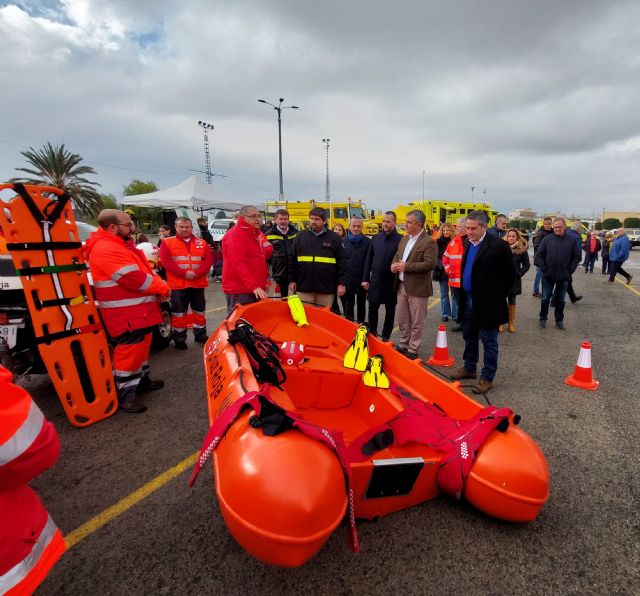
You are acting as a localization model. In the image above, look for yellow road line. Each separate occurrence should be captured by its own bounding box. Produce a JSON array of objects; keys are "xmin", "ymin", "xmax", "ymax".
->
[
  {"xmin": 205, "ymin": 306, "xmax": 226, "ymax": 313},
  {"xmin": 64, "ymin": 451, "xmax": 199, "ymax": 549},
  {"xmin": 615, "ymin": 277, "xmax": 640, "ymax": 297}
]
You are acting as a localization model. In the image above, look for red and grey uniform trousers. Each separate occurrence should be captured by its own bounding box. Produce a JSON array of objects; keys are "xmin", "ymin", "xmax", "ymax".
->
[
  {"xmin": 111, "ymin": 326, "xmax": 154, "ymax": 405},
  {"xmin": 171, "ymin": 287, "xmax": 207, "ymax": 345}
]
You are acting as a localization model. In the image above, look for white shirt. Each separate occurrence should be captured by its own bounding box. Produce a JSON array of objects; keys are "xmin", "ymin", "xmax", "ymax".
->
[{"xmin": 399, "ymin": 230, "xmax": 423, "ymax": 281}]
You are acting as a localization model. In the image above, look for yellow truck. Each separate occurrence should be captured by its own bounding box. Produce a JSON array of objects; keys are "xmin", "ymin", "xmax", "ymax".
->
[
  {"xmin": 372, "ymin": 200, "xmax": 498, "ymax": 233},
  {"xmin": 264, "ymin": 199, "xmax": 379, "ymax": 235}
]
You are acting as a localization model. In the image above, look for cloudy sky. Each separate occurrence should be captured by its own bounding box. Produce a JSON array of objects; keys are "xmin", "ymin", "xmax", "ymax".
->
[{"xmin": 1, "ymin": 0, "xmax": 639, "ymax": 216}]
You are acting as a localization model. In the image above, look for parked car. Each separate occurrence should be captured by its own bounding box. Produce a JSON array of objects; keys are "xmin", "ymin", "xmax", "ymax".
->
[{"xmin": 208, "ymin": 218, "xmax": 235, "ymax": 242}]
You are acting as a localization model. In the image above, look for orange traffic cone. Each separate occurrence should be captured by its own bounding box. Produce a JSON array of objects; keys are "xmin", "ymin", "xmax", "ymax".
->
[
  {"xmin": 565, "ymin": 341, "xmax": 599, "ymax": 391},
  {"xmin": 426, "ymin": 325, "xmax": 455, "ymax": 367}
]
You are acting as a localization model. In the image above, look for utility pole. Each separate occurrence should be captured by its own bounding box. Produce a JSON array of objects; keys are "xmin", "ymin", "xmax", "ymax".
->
[
  {"xmin": 323, "ymin": 138, "xmax": 331, "ymax": 202},
  {"xmin": 197, "ymin": 121, "xmax": 214, "ymax": 185}
]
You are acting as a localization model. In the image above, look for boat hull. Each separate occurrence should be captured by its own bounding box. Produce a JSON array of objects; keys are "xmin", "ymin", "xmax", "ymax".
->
[{"xmin": 202, "ymin": 300, "xmax": 549, "ymax": 565}]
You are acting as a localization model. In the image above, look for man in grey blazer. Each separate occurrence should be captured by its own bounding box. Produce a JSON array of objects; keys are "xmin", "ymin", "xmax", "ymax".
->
[{"xmin": 390, "ymin": 210, "xmax": 437, "ymax": 359}]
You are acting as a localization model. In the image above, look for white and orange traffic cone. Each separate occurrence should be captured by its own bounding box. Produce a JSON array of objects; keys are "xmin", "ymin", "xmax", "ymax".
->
[
  {"xmin": 426, "ymin": 325, "xmax": 455, "ymax": 367},
  {"xmin": 565, "ymin": 341, "xmax": 599, "ymax": 391}
]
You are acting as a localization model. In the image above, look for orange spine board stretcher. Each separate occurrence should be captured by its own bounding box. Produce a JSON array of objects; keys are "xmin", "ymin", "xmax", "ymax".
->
[
  {"xmin": 0, "ymin": 183, "xmax": 117, "ymax": 426},
  {"xmin": 201, "ymin": 300, "xmax": 550, "ymax": 567}
]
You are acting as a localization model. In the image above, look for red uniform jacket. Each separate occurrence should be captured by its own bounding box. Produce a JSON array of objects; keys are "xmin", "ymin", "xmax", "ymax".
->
[
  {"xmin": 221, "ymin": 218, "xmax": 273, "ymax": 294},
  {"xmin": 159, "ymin": 235, "xmax": 212, "ymax": 290},
  {"xmin": 84, "ymin": 228, "xmax": 170, "ymax": 338}
]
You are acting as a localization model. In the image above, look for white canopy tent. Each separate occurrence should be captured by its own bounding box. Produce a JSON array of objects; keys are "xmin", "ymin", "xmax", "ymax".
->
[{"xmin": 120, "ymin": 175, "xmax": 247, "ymax": 212}]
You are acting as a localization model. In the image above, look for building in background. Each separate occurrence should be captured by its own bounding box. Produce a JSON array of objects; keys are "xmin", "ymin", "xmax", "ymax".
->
[{"xmin": 508, "ymin": 208, "xmax": 538, "ymax": 220}]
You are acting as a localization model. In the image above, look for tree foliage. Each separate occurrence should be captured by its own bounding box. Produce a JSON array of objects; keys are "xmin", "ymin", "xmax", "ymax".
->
[
  {"xmin": 509, "ymin": 218, "xmax": 537, "ymax": 230},
  {"xmin": 122, "ymin": 179, "xmax": 158, "ymax": 196},
  {"xmin": 12, "ymin": 142, "xmax": 103, "ymax": 216},
  {"xmin": 623, "ymin": 217, "xmax": 640, "ymax": 228},
  {"xmin": 122, "ymin": 179, "xmax": 163, "ymax": 232},
  {"xmin": 603, "ymin": 218, "xmax": 622, "ymax": 229}
]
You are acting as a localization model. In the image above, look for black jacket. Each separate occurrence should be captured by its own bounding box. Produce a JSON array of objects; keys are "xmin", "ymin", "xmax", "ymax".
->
[
  {"xmin": 433, "ymin": 235, "xmax": 451, "ymax": 282},
  {"xmin": 288, "ymin": 227, "xmax": 346, "ymax": 294},
  {"xmin": 508, "ymin": 242, "xmax": 530, "ymax": 296},
  {"xmin": 265, "ymin": 224, "xmax": 298, "ymax": 282},
  {"xmin": 458, "ymin": 233, "xmax": 516, "ymax": 328},
  {"xmin": 362, "ymin": 229, "xmax": 402, "ymax": 304},
  {"xmin": 342, "ymin": 234, "xmax": 372, "ymax": 294},
  {"xmin": 534, "ymin": 233, "xmax": 581, "ymax": 281},
  {"xmin": 533, "ymin": 227, "xmax": 553, "ymax": 255}
]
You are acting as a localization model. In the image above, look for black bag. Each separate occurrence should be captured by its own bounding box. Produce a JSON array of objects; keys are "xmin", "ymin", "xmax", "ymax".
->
[{"xmin": 228, "ymin": 320, "xmax": 286, "ymax": 387}]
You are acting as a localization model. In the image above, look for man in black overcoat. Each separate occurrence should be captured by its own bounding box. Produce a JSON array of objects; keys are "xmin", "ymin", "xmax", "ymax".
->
[
  {"xmin": 362, "ymin": 211, "xmax": 402, "ymax": 340},
  {"xmin": 449, "ymin": 210, "xmax": 515, "ymax": 394}
]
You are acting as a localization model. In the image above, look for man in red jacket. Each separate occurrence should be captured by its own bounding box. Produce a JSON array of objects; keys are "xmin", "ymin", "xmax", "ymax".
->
[
  {"xmin": 0, "ymin": 366, "xmax": 66, "ymax": 594},
  {"xmin": 86, "ymin": 209, "xmax": 171, "ymax": 413},
  {"xmin": 159, "ymin": 217, "xmax": 213, "ymax": 349},
  {"xmin": 222, "ymin": 205, "xmax": 273, "ymax": 314}
]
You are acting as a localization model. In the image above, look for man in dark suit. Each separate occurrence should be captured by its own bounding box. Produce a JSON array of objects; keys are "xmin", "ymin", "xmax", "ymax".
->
[
  {"xmin": 390, "ymin": 209, "xmax": 437, "ymax": 359},
  {"xmin": 450, "ymin": 210, "xmax": 515, "ymax": 393},
  {"xmin": 362, "ymin": 211, "xmax": 402, "ymax": 340}
]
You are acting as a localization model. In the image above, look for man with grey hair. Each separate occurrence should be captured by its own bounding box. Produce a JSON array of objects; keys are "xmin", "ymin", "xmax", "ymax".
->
[
  {"xmin": 222, "ymin": 205, "xmax": 273, "ymax": 314},
  {"xmin": 487, "ymin": 214, "xmax": 508, "ymax": 239},
  {"xmin": 534, "ymin": 217, "xmax": 581, "ymax": 330},
  {"xmin": 390, "ymin": 209, "xmax": 437, "ymax": 359},
  {"xmin": 341, "ymin": 216, "xmax": 371, "ymax": 322},
  {"xmin": 449, "ymin": 210, "xmax": 515, "ymax": 394}
]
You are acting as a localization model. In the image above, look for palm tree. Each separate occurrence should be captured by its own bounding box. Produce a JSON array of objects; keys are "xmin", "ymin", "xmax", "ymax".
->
[{"xmin": 12, "ymin": 142, "xmax": 103, "ymax": 216}]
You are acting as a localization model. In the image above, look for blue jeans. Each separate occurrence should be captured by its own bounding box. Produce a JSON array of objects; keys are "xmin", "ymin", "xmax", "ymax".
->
[
  {"xmin": 450, "ymin": 286, "xmax": 460, "ymax": 320},
  {"xmin": 439, "ymin": 279, "xmax": 452, "ymax": 318},
  {"xmin": 540, "ymin": 278, "xmax": 568, "ymax": 323},
  {"xmin": 533, "ymin": 266, "xmax": 543, "ymax": 294},
  {"xmin": 462, "ymin": 302, "xmax": 499, "ymax": 382}
]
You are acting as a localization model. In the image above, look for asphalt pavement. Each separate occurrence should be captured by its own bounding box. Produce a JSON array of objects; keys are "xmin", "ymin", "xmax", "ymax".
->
[{"xmin": 29, "ymin": 247, "xmax": 640, "ymax": 595}]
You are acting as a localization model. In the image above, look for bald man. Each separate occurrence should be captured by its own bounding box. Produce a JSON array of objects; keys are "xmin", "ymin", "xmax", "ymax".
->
[{"xmin": 85, "ymin": 209, "xmax": 171, "ymax": 413}]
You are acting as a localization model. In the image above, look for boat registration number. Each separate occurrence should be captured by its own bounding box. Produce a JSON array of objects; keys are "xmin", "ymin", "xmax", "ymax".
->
[{"xmin": 0, "ymin": 325, "xmax": 18, "ymax": 349}]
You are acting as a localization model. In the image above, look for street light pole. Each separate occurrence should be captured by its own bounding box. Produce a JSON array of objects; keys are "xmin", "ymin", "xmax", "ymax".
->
[
  {"xmin": 197, "ymin": 121, "xmax": 215, "ymax": 185},
  {"xmin": 322, "ymin": 138, "xmax": 331, "ymax": 225},
  {"xmin": 258, "ymin": 98, "xmax": 299, "ymax": 201},
  {"xmin": 471, "ymin": 186, "xmax": 475, "ymax": 201}
]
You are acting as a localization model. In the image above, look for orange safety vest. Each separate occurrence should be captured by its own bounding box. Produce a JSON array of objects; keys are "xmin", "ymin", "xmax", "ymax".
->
[
  {"xmin": 442, "ymin": 235, "xmax": 465, "ymax": 288},
  {"xmin": 162, "ymin": 236, "xmax": 210, "ymax": 290},
  {"xmin": 0, "ymin": 367, "xmax": 66, "ymax": 595}
]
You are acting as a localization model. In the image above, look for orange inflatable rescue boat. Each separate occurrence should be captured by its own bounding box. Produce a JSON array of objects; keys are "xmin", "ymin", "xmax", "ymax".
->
[{"xmin": 191, "ymin": 300, "xmax": 549, "ymax": 566}]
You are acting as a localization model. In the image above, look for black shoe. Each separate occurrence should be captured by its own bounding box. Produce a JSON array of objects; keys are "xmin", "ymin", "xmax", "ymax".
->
[
  {"xmin": 570, "ymin": 296, "xmax": 582, "ymax": 304},
  {"xmin": 441, "ymin": 316, "xmax": 449, "ymax": 322},
  {"xmin": 120, "ymin": 400, "xmax": 147, "ymax": 413},
  {"xmin": 138, "ymin": 377, "xmax": 165, "ymax": 394},
  {"xmin": 194, "ymin": 335, "xmax": 208, "ymax": 344},
  {"xmin": 451, "ymin": 324, "xmax": 463, "ymax": 332},
  {"xmin": 381, "ymin": 336, "xmax": 390, "ymax": 342},
  {"xmin": 532, "ymin": 292, "xmax": 541, "ymax": 297},
  {"xmin": 539, "ymin": 319, "xmax": 547, "ymax": 329},
  {"xmin": 556, "ymin": 321, "xmax": 566, "ymax": 330},
  {"xmin": 393, "ymin": 343, "xmax": 408, "ymax": 354},
  {"xmin": 404, "ymin": 350, "xmax": 418, "ymax": 360},
  {"xmin": 174, "ymin": 342, "xmax": 188, "ymax": 350}
]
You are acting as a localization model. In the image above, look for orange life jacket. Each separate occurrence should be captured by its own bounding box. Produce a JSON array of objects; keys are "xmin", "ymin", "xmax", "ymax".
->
[
  {"xmin": 0, "ymin": 367, "xmax": 66, "ymax": 595},
  {"xmin": 161, "ymin": 236, "xmax": 210, "ymax": 290}
]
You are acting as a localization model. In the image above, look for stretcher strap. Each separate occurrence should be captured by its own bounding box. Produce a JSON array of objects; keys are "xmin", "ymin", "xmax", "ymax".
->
[
  {"xmin": 7, "ymin": 241, "xmax": 82, "ymax": 251},
  {"xmin": 16, "ymin": 263, "xmax": 87, "ymax": 276},
  {"xmin": 37, "ymin": 295, "xmax": 86, "ymax": 308},
  {"xmin": 11, "ymin": 183, "xmax": 72, "ymax": 227},
  {"xmin": 34, "ymin": 323, "xmax": 102, "ymax": 344}
]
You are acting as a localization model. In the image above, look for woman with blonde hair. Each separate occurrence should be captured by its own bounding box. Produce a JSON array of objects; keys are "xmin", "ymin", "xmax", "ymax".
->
[
  {"xmin": 434, "ymin": 222, "xmax": 456, "ymax": 322},
  {"xmin": 502, "ymin": 228, "xmax": 530, "ymax": 332}
]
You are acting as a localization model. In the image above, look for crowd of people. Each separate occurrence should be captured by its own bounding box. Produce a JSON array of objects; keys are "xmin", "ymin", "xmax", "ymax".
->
[{"xmin": 86, "ymin": 207, "xmax": 635, "ymax": 412}]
